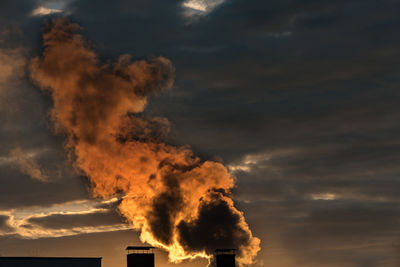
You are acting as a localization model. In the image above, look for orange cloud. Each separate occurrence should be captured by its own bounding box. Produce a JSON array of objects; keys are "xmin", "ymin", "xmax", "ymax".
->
[{"xmin": 29, "ymin": 18, "xmax": 260, "ymax": 265}]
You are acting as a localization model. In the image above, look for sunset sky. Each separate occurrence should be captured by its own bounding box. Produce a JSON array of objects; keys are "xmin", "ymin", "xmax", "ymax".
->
[{"xmin": 1, "ymin": 1, "xmax": 400, "ymax": 267}]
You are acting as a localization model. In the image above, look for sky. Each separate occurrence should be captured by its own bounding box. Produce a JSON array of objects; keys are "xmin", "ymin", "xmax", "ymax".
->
[{"xmin": 0, "ymin": 0, "xmax": 400, "ymax": 267}]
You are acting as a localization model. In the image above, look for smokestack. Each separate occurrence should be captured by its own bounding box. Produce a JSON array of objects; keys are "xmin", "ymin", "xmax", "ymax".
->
[
  {"xmin": 215, "ymin": 249, "xmax": 236, "ymax": 267},
  {"xmin": 126, "ymin": 246, "xmax": 155, "ymax": 267}
]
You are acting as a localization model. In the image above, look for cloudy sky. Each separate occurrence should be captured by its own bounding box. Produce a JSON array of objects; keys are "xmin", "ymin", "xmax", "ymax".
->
[{"xmin": 1, "ymin": 0, "xmax": 400, "ymax": 266}]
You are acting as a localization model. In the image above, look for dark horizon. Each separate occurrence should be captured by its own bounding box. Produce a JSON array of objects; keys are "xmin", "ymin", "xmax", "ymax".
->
[{"xmin": 0, "ymin": 247, "xmax": 236, "ymax": 267}]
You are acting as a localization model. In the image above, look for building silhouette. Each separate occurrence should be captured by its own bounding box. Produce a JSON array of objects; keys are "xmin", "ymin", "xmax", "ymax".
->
[
  {"xmin": 215, "ymin": 249, "xmax": 236, "ymax": 267},
  {"xmin": 0, "ymin": 257, "xmax": 101, "ymax": 267},
  {"xmin": 126, "ymin": 246, "xmax": 155, "ymax": 267},
  {"xmin": 0, "ymin": 246, "xmax": 236, "ymax": 267}
]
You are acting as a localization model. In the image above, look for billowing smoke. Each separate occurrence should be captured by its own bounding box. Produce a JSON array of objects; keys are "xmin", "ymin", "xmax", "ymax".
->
[{"xmin": 29, "ymin": 18, "xmax": 260, "ymax": 265}]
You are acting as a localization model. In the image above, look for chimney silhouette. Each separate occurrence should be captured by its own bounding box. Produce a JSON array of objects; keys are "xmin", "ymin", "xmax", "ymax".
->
[
  {"xmin": 215, "ymin": 249, "xmax": 236, "ymax": 267},
  {"xmin": 126, "ymin": 246, "xmax": 154, "ymax": 267}
]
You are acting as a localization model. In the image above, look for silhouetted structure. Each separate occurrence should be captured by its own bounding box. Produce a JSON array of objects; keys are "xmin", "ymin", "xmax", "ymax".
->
[
  {"xmin": 0, "ymin": 257, "xmax": 101, "ymax": 267},
  {"xmin": 215, "ymin": 249, "xmax": 236, "ymax": 267},
  {"xmin": 126, "ymin": 246, "xmax": 155, "ymax": 267}
]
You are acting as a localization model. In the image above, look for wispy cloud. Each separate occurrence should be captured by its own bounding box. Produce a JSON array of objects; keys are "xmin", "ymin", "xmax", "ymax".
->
[
  {"xmin": 310, "ymin": 193, "xmax": 336, "ymax": 201},
  {"xmin": 0, "ymin": 46, "xmax": 26, "ymax": 112},
  {"xmin": 30, "ymin": 0, "xmax": 70, "ymax": 16},
  {"xmin": 32, "ymin": 6, "xmax": 62, "ymax": 16},
  {"xmin": 228, "ymin": 148, "xmax": 299, "ymax": 173},
  {"xmin": 31, "ymin": 6, "xmax": 63, "ymax": 16},
  {"xmin": 0, "ymin": 198, "xmax": 127, "ymax": 238},
  {"xmin": 183, "ymin": 1, "xmax": 208, "ymax": 12},
  {"xmin": 182, "ymin": 0, "xmax": 226, "ymax": 16},
  {"xmin": 6, "ymin": 147, "xmax": 51, "ymax": 182}
]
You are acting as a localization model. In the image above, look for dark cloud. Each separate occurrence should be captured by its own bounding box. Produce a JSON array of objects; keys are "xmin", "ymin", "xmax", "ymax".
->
[
  {"xmin": 0, "ymin": 158, "xmax": 88, "ymax": 209},
  {"xmin": 178, "ymin": 192, "xmax": 253, "ymax": 257},
  {"xmin": 234, "ymin": 140, "xmax": 400, "ymax": 202},
  {"xmin": 283, "ymin": 202, "xmax": 400, "ymax": 266},
  {"xmin": 148, "ymin": 174, "xmax": 183, "ymax": 245},
  {"xmin": 0, "ymin": 0, "xmax": 36, "ymax": 28}
]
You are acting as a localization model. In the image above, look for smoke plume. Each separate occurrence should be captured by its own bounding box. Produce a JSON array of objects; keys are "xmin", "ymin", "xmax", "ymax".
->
[{"xmin": 29, "ymin": 18, "xmax": 260, "ymax": 265}]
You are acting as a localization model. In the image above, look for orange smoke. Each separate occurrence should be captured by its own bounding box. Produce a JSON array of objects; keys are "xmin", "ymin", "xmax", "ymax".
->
[{"xmin": 29, "ymin": 18, "xmax": 260, "ymax": 265}]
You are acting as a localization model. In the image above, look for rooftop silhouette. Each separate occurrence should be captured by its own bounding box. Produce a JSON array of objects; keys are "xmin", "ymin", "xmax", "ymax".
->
[{"xmin": 0, "ymin": 257, "xmax": 101, "ymax": 267}]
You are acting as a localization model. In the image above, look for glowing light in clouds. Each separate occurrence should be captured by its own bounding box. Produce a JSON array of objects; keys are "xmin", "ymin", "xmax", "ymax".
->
[
  {"xmin": 0, "ymin": 198, "xmax": 128, "ymax": 239},
  {"xmin": 183, "ymin": 0, "xmax": 226, "ymax": 14},
  {"xmin": 31, "ymin": 6, "xmax": 63, "ymax": 16}
]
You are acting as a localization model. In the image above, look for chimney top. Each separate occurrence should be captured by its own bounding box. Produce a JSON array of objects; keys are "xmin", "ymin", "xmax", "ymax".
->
[
  {"xmin": 126, "ymin": 247, "xmax": 155, "ymax": 254},
  {"xmin": 126, "ymin": 247, "xmax": 155, "ymax": 250},
  {"xmin": 215, "ymin": 249, "xmax": 236, "ymax": 254}
]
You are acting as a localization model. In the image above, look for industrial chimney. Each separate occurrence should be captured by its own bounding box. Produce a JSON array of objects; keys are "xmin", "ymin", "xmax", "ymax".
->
[
  {"xmin": 126, "ymin": 246, "xmax": 155, "ymax": 267},
  {"xmin": 215, "ymin": 249, "xmax": 236, "ymax": 267}
]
